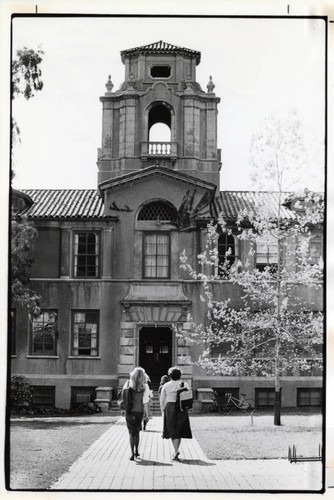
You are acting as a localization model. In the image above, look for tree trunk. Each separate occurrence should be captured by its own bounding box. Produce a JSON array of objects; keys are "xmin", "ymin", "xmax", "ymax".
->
[{"xmin": 274, "ymin": 387, "xmax": 282, "ymax": 425}]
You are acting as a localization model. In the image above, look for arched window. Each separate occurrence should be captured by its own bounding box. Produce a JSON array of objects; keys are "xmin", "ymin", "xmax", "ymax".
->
[
  {"xmin": 138, "ymin": 201, "xmax": 177, "ymax": 222},
  {"xmin": 138, "ymin": 201, "xmax": 177, "ymax": 279}
]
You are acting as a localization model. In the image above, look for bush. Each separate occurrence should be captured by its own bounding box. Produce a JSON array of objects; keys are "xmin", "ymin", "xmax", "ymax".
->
[{"xmin": 10, "ymin": 375, "xmax": 33, "ymax": 413}]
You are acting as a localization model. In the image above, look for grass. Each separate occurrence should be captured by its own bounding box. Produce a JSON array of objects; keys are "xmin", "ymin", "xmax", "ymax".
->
[{"xmin": 190, "ymin": 412, "xmax": 323, "ymax": 460}]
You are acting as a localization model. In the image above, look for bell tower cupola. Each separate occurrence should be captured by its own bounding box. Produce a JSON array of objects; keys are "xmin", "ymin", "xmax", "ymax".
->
[{"xmin": 97, "ymin": 40, "xmax": 221, "ymax": 187}]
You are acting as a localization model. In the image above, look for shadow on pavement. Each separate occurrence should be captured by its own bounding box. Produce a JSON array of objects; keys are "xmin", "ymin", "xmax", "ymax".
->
[
  {"xmin": 135, "ymin": 459, "xmax": 173, "ymax": 466},
  {"xmin": 178, "ymin": 459, "xmax": 215, "ymax": 466}
]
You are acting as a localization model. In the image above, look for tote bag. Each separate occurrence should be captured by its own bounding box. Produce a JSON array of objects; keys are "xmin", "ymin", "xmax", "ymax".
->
[{"xmin": 176, "ymin": 382, "xmax": 193, "ymax": 412}]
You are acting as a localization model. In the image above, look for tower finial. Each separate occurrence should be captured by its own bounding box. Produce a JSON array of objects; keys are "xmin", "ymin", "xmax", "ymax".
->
[
  {"xmin": 207, "ymin": 75, "xmax": 215, "ymax": 94},
  {"xmin": 105, "ymin": 75, "xmax": 114, "ymax": 94}
]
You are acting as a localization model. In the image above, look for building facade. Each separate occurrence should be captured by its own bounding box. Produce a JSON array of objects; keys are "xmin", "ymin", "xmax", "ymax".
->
[{"xmin": 11, "ymin": 41, "xmax": 323, "ymax": 410}]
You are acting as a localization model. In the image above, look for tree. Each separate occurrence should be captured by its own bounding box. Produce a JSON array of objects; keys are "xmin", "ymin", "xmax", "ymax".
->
[
  {"xmin": 11, "ymin": 209, "xmax": 40, "ymax": 316},
  {"xmin": 11, "ymin": 47, "xmax": 44, "ymax": 315},
  {"xmin": 11, "ymin": 46, "xmax": 44, "ymax": 146},
  {"xmin": 178, "ymin": 111, "xmax": 324, "ymax": 425}
]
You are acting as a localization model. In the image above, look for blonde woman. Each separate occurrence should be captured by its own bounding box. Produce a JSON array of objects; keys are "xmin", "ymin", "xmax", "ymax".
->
[{"xmin": 123, "ymin": 366, "xmax": 150, "ymax": 460}]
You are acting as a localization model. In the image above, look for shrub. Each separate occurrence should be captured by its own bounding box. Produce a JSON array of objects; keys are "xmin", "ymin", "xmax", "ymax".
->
[{"xmin": 10, "ymin": 375, "xmax": 33, "ymax": 413}]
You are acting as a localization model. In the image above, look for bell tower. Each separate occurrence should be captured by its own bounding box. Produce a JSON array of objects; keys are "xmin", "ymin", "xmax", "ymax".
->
[{"xmin": 97, "ymin": 40, "xmax": 221, "ymax": 187}]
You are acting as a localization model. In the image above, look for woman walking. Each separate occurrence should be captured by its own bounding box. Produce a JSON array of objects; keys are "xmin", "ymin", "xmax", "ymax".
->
[
  {"xmin": 158, "ymin": 374, "xmax": 169, "ymax": 395},
  {"xmin": 160, "ymin": 366, "xmax": 192, "ymax": 461},
  {"xmin": 122, "ymin": 366, "xmax": 151, "ymax": 460},
  {"xmin": 143, "ymin": 374, "xmax": 153, "ymax": 430}
]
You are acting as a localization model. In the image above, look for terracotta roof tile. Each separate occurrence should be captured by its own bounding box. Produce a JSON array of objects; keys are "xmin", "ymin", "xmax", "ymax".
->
[
  {"xmin": 20, "ymin": 189, "xmax": 107, "ymax": 219},
  {"xmin": 18, "ymin": 189, "xmax": 296, "ymax": 221},
  {"xmin": 212, "ymin": 191, "xmax": 295, "ymax": 221},
  {"xmin": 121, "ymin": 40, "xmax": 201, "ymax": 64}
]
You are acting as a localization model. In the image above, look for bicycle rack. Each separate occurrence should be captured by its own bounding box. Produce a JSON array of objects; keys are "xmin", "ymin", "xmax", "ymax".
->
[{"xmin": 288, "ymin": 443, "xmax": 323, "ymax": 463}]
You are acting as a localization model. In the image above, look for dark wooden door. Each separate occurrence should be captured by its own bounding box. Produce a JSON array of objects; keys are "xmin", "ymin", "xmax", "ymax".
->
[{"xmin": 139, "ymin": 327, "xmax": 172, "ymax": 386}]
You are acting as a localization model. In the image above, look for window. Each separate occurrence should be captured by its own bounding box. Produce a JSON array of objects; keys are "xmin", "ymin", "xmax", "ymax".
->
[
  {"xmin": 72, "ymin": 311, "xmax": 99, "ymax": 356},
  {"xmin": 218, "ymin": 233, "xmax": 235, "ymax": 276},
  {"xmin": 31, "ymin": 310, "xmax": 57, "ymax": 355},
  {"xmin": 309, "ymin": 236, "xmax": 323, "ymax": 265},
  {"xmin": 255, "ymin": 388, "xmax": 275, "ymax": 407},
  {"xmin": 256, "ymin": 236, "xmax": 278, "ymax": 272},
  {"xmin": 74, "ymin": 232, "xmax": 99, "ymax": 277},
  {"xmin": 214, "ymin": 387, "xmax": 239, "ymax": 399},
  {"xmin": 297, "ymin": 388, "xmax": 322, "ymax": 407},
  {"xmin": 10, "ymin": 310, "xmax": 16, "ymax": 355},
  {"xmin": 32, "ymin": 386, "xmax": 55, "ymax": 407},
  {"xmin": 71, "ymin": 387, "xmax": 96, "ymax": 408},
  {"xmin": 150, "ymin": 65, "xmax": 171, "ymax": 78},
  {"xmin": 138, "ymin": 201, "xmax": 177, "ymax": 222},
  {"xmin": 143, "ymin": 233, "xmax": 170, "ymax": 278}
]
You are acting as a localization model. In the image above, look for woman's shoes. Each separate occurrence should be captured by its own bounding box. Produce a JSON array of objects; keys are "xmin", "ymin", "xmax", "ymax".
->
[
  {"xmin": 172, "ymin": 451, "xmax": 180, "ymax": 461},
  {"xmin": 130, "ymin": 455, "xmax": 135, "ymax": 461},
  {"xmin": 135, "ymin": 451, "xmax": 140, "ymax": 457}
]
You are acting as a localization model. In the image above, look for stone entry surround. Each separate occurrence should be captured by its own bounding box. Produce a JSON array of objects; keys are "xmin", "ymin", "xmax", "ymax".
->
[{"xmin": 118, "ymin": 283, "xmax": 192, "ymax": 389}]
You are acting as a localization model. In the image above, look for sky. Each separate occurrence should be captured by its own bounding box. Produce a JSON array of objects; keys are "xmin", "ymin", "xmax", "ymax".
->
[{"xmin": 11, "ymin": 15, "xmax": 326, "ymax": 192}]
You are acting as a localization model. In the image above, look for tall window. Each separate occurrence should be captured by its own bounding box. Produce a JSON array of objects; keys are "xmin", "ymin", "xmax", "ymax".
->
[
  {"xmin": 218, "ymin": 233, "xmax": 235, "ymax": 277},
  {"xmin": 74, "ymin": 232, "xmax": 99, "ymax": 277},
  {"xmin": 143, "ymin": 233, "xmax": 170, "ymax": 278},
  {"xmin": 256, "ymin": 236, "xmax": 278, "ymax": 272},
  {"xmin": 11, "ymin": 310, "xmax": 16, "ymax": 355},
  {"xmin": 72, "ymin": 311, "xmax": 99, "ymax": 356},
  {"xmin": 31, "ymin": 310, "xmax": 57, "ymax": 355},
  {"xmin": 309, "ymin": 236, "xmax": 323, "ymax": 265}
]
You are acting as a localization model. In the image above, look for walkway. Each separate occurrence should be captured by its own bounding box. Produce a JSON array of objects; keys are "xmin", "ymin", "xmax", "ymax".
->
[{"xmin": 51, "ymin": 416, "xmax": 323, "ymax": 491}]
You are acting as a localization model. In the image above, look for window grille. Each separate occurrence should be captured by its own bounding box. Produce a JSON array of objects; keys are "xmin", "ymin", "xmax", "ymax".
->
[
  {"xmin": 138, "ymin": 202, "xmax": 177, "ymax": 222},
  {"xmin": 297, "ymin": 388, "xmax": 322, "ymax": 407},
  {"xmin": 255, "ymin": 388, "xmax": 275, "ymax": 407},
  {"xmin": 32, "ymin": 386, "xmax": 55, "ymax": 407}
]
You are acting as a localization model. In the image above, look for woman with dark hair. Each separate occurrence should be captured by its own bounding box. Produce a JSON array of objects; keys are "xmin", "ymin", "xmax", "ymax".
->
[
  {"xmin": 158, "ymin": 374, "xmax": 169, "ymax": 394},
  {"xmin": 160, "ymin": 366, "xmax": 192, "ymax": 461},
  {"xmin": 122, "ymin": 366, "xmax": 150, "ymax": 460}
]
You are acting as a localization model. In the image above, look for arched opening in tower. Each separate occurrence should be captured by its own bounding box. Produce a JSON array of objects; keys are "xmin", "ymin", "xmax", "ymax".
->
[{"xmin": 148, "ymin": 104, "xmax": 171, "ymax": 154}]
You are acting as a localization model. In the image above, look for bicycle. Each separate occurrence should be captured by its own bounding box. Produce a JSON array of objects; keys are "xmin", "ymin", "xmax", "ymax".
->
[{"xmin": 211, "ymin": 390, "xmax": 256, "ymax": 416}]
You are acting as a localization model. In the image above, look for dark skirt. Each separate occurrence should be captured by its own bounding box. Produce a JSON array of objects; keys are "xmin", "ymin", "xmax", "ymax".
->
[
  {"xmin": 125, "ymin": 411, "xmax": 144, "ymax": 436},
  {"xmin": 162, "ymin": 402, "xmax": 192, "ymax": 439}
]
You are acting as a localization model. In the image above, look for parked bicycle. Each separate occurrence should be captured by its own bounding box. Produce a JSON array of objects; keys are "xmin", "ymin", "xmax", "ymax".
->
[{"xmin": 211, "ymin": 390, "xmax": 256, "ymax": 415}]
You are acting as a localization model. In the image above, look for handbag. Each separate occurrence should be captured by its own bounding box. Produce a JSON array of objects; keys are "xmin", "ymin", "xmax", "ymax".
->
[
  {"xmin": 117, "ymin": 381, "xmax": 132, "ymax": 412},
  {"xmin": 176, "ymin": 382, "xmax": 193, "ymax": 412}
]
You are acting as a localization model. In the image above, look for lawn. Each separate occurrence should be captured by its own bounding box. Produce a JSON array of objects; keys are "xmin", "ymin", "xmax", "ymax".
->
[
  {"xmin": 190, "ymin": 412, "xmax": 323, "ymax": 460},
  {"xmin": 8, "ymin": 411, "xmax": 323, "ymax": 489}
]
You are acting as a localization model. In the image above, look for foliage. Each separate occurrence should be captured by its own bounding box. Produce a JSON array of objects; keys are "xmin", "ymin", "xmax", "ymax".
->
[
  {"xmin": 10, "ymin": 375, "xmax": 33, "ymax": 412},
  {"xmin": 11, "ymin": 46, "xmax": 44, "ymax": 313},
  {"xmin": 179, "ymin": 193, "xmax": 324, "ymax": 378},
  {"xmin": 12, "ymin": 46, "xmax": 44, "ymax": 100},
  {"xmin": 178, "ymin": 111, "xmax": 324, "ymax": 424},
  {"xmin": 11, "ymin": 212, "xmax": 41, "ymax": 316}
]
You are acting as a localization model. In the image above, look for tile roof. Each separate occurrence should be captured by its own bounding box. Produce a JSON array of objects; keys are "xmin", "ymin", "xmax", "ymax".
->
[
  {"xmin": 17, "ymin": 189, "xmax": 296, "ymax": 221},
  {"xmin": 19, "ymin": 189, "xmax": 108, "ymax": 219},
  {"xmin": 212, "ymin": 191, "xmax": 295, "ymax": 221},
  {"xmin": 121, "ymin": 40, "xmax": 201, "ymax": 64}
]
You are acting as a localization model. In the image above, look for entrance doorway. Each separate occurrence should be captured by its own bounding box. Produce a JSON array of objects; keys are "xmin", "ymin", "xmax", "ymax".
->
[{"xmin": 139, "ymin": 327, "xmax": 172, "ymax": 388}]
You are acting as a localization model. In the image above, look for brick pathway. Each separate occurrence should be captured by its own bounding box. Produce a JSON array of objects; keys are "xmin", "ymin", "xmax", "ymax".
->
[{"xmin": 51, "ymin": 416, "xmax": 323, "ymax": 491}]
